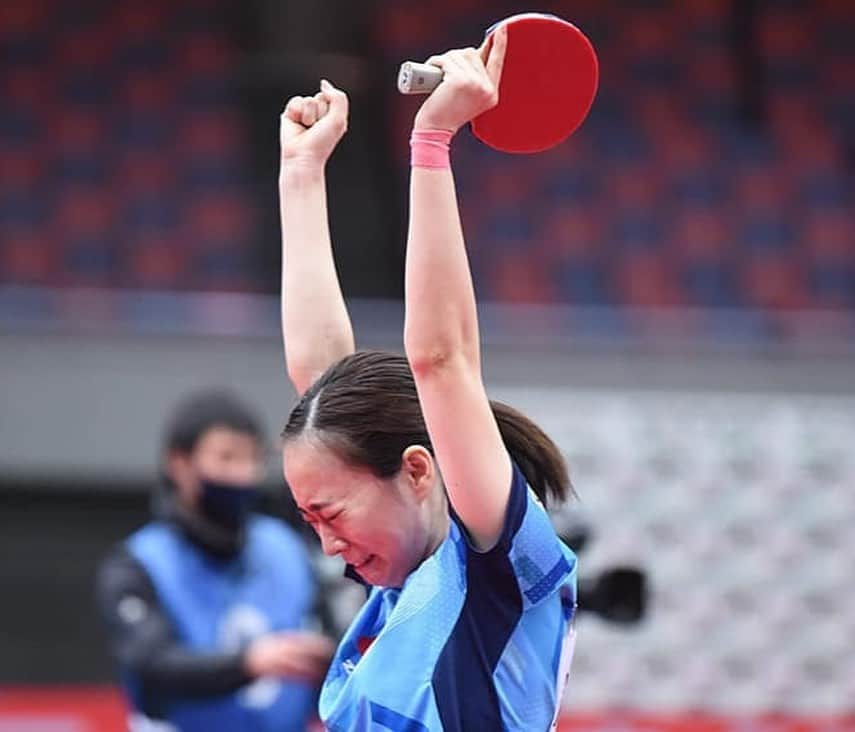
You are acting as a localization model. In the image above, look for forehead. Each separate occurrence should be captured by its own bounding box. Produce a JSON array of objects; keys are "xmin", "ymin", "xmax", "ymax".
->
[
  {"xmin": 195, "ymin": 426, "xmax": 260, "ymax": 455},
  {"xmin": 282, "ymin": 437, "xmax": 372, "ymax": 506}
]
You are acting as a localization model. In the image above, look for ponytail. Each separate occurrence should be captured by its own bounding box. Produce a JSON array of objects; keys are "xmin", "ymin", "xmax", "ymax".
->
[{"xmin": 490, "ymin": 400, "xmax": 575, "ymax": 507}]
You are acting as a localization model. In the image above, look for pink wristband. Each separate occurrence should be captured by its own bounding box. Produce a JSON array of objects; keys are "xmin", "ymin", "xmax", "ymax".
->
[{"xmin": 410, "ymin": 129, "xmax": 453, "ymax": 169}]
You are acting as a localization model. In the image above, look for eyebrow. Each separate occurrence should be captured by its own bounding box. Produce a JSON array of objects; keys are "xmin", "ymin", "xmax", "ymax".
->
[{"xmin": 298, "ymin": 501, "xmax": 333, "ymax": 516}]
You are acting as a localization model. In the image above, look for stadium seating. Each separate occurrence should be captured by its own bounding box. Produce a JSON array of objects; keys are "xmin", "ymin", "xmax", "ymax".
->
[
  {"xmin": 1, "ymin": 0, "xmax": 852, "ymax": 310},
  {"xmin": 0, "ymin": 0, "xmax": 254, "ymax": 291}
]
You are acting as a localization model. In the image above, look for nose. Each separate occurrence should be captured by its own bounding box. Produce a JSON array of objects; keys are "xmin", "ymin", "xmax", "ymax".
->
[
  {"xmin": 229, "ymin": 457, "xmax": 261, "ymax": 485},
  {"xmin": 318, "ymin": 524, "xmax": 348, "ymax": 557}
]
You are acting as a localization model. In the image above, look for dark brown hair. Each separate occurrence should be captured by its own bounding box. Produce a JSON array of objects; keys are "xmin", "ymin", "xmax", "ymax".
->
[{"xmin": 282, "ymin": 350, "xmax": 574, "ymax": 506}]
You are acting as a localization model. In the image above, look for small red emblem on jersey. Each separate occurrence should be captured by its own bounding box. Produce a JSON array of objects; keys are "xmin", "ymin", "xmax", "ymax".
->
[{"xmin": 356, "ymin": 636, "xmax": 376, "ymax": 655}]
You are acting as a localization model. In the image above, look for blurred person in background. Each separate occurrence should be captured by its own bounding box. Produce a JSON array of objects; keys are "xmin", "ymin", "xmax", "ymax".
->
[
  {"xmin": 278, "ymin": 28, "xmax": 577, "ymax": 732},
  {"xmin": 96, "ymin": 389, "xmax": 334, "ymax": 732}
]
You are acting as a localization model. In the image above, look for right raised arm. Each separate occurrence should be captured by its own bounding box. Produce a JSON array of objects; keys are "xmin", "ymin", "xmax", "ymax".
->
[{"xmin": 280, "ymin": 80, "xmax": 355, "ymax": 396}]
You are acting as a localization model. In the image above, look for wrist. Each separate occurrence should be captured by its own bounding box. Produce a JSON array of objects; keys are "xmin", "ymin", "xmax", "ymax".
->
[
  {"xmin": 410, "ymin": 128, "xmax": 453, "ymax": 169},
  {"xmin": 412, "ymin": 122, "xmax": 458, "ymax": 136},
  {"xmin": 242, "ymin": 641, "xmax": 262, "ymax": 677},
  {"xmin": 413, "ymin": 108, "xmax": 460, "ymax": 136},
  {"xmin": 279, "ymin": 159, "xmax": 325, "ymax": 187}
]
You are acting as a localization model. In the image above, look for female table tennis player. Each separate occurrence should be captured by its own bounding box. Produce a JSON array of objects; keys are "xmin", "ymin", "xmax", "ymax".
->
[{"xmin": 278, "ymin": 27, "xmax": 578, "ymax": 731}]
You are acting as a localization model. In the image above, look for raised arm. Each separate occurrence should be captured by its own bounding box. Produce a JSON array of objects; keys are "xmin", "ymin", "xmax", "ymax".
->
[
  {"xmin": 280, "ymin": 80, "xmax": 355, "ymax": 396},
  {"xmin": 402, "ymin": 29, "xmax": 511, "ymax": 550}
]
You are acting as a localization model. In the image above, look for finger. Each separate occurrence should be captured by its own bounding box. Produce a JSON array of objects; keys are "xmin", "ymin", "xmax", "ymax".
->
[
  {"xmin": 484, "ymin": 24, "xmax": 508, "ymax": 87},
  {"xmin": 460, "ymin": 46, "xmax": 483, "ymax": 66},
  {"xmin": 458, "ymin": 47, "xmax": 489, "ymax": 79},
  {"xmin": 274, "ymin": 659, "xmax": 323, "ymax": 681},
  {"xmin": 274, "ymin": 650, "xmax": 330, "ymax": 679},
  {"xmin": 291, "ymin": 635, "xmax": 336, "ymax": 659},
  {"xmin": 478, "ymin": 31, "xmax": 494, "ymax": 64},
  {"xmin": 284, "ymin": 652, "xmax": 328, "ymax": 673},
  {"xmin": 424, "ymin": 54, "xmax": 447, "ymax": 70},
  {"xmin": 434, "ymin": 52, "xmax": 468, "ymax": 80},
  {"xmin": 301, "ymin": 97, "xmax": 318, "ymax": 126},
  {"xmin": 319, "ymin": 79, "xmax": 349, "ymax": 131},
  {"xmin": 284, "ymin": 97, "xmax": 305, "ymax": 124},
  {"xmin": 425, "ymin": 51, "xmax": 460, "ymax": 72},
  {"xmin": 313, "ymin": 92, "xmax": 330, "ymax": 120}
]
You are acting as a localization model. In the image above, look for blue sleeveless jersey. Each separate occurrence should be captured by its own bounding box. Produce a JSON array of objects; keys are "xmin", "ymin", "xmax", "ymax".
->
[
  {"xmin": 320, "ymin": 465, "xmax": 578, "ymax": 732},
  {"xmin": 125, "ymin": 515, "xmax": 317, "ymax": 732}
]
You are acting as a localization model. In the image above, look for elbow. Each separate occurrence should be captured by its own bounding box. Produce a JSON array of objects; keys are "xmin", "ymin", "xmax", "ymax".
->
[
  {"xmin": 403, "ymin": 322, "xmax": 448, "ymax": 376},
  {"xmin": 404, "ymin": 338, "xmax": 477, "ymax": 380},
  {"xmin": 405, "ymin": 345, "xmax": 453, "ymax": 379},
  {"xmin": 404, "ymin": 312, "xmax": 479, "ymax": 377}
]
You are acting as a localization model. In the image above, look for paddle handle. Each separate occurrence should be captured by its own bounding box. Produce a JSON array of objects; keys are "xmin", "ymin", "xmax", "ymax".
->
[{"xmin": 397, "ymin": 62, "xmax": 444, "ymax": 94}]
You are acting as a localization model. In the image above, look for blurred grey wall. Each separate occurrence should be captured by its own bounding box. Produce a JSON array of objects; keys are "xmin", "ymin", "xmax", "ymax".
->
[{"xmin": 3, "ymin": 296, "xmax": 854, "ymax": 485}]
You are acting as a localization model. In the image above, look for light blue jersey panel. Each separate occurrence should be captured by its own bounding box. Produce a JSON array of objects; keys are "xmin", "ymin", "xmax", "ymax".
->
[
  {"xmin": 319, "ymin": 463, "xmax": 577, "ymax": 732},
  {"xmin": 495, "ymin": 488, "xmax": 578, "ymax": 730}
]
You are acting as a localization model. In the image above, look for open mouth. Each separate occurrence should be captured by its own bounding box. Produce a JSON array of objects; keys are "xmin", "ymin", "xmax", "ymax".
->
[
  {"xmin": 347, "ymin": 555, "xmax": 379, "ymax": 579},
  {"xmin": 352, "ymin": 555, "xmax": 376, "ymax": 571}
]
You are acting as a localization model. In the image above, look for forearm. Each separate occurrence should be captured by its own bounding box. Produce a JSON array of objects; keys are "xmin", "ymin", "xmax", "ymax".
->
[
  {"xmin": 137, "ymin": 646, "xmax": 251, "ymax": 697},
  {"xmin": 403, "ymin": 165, "xmax": 479, "ymax": 370},
  {"xmin": 280, "ymin": 163, "xmax": 354, "ymax": 395},
  {"xmin": 402, "ymin": 161, "xmax": 511, "ymax": 548},
  {"xmin": 96, "ymin": 549, "xmax": 252, "ymax": 699}
]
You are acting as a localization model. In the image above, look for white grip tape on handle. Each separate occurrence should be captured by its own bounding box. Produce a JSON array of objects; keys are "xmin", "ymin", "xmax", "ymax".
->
[{"xmin": 397, "ymin": 62, "xmax": 444, "ymax": 94}]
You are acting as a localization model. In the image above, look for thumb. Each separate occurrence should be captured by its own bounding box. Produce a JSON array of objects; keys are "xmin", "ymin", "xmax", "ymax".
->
[
  {"xmin": 483, "ymin": 24, "xmax": 508, "ymax": 87},
  {"xmin": 320, "ymin": 79, "xmax": 349, "ymax": 129}
]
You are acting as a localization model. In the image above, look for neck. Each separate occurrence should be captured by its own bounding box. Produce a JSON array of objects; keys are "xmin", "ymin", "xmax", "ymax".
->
[{"xmin": 423, "ymin": 489, "xmax": 450, "ymax": 561}]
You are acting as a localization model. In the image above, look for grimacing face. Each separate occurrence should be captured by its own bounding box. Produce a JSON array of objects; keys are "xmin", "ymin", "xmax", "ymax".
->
[{"xmin": 283, "ymin": 436, "xmax": 441, "ymax": 588}]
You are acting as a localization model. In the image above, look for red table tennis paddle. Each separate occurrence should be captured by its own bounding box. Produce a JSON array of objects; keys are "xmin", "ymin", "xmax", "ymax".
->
[{"xmin": 397, "ymin": 13, "xmax": 599, "ymax": 154}]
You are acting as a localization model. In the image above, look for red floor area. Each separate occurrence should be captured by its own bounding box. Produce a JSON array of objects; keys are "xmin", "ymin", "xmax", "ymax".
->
[
  {"xmin": 1, "ymin": 686, "xmax": 853, "ymax": 731},
  {"xmin": 0, "ymin": 686, "xmax": 127, "ymax": 730}
]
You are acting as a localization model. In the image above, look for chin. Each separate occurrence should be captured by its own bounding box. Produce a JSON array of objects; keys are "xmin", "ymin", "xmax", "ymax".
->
[
  {"xmin": 358, "ymin": 552, "xmax": 417, "ymax": 588},
  {"xmin": 381, "ymin": 563, "xmax": 414, "ymax": 589},
  {"xmin": 364, "ymin": 563, "xmax": 402, "ymax": 589}
]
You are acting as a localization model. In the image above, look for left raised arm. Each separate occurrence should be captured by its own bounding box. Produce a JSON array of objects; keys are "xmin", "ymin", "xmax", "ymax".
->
[{"xmin": 403, "ymin": 29, "xmax": 511, "ymax": 550}]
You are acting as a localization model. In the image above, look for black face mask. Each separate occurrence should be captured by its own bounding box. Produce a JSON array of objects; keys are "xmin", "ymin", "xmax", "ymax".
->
[{"xmin": 198, "ymin": 478, "xmax": 259, "ymax": 531}]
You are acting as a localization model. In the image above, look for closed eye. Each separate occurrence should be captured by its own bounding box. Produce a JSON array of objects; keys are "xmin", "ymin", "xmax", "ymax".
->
[
  {"xmin": 297, "ymin": 510, "xmax": 318, "ymax": 526},
  {"xmin": 298, "ymin": 508, "xmax": 342, "ymax": 525}
]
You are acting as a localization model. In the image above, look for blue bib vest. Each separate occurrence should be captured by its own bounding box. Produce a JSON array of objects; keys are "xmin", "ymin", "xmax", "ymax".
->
[{"xmin": 125, "ymin": 515, "xmax": 317, "ymax": 732}]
